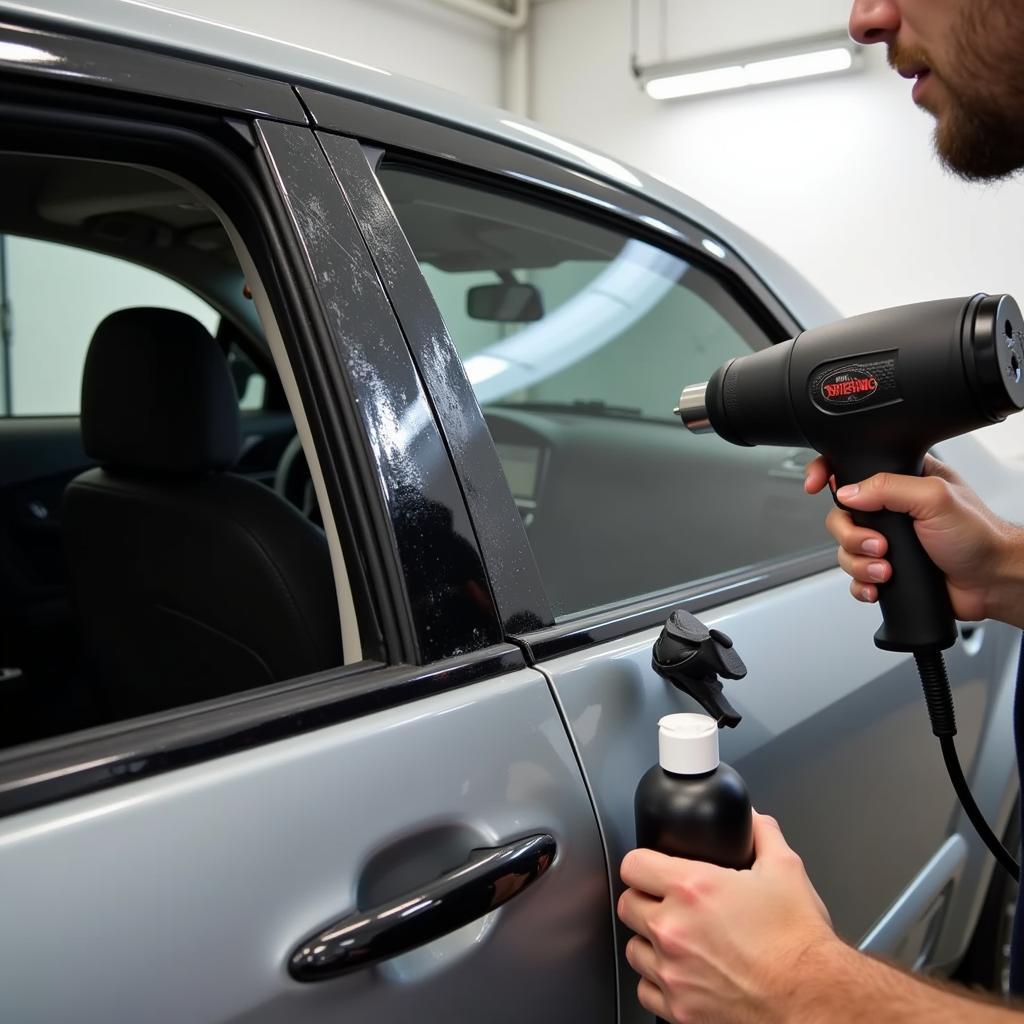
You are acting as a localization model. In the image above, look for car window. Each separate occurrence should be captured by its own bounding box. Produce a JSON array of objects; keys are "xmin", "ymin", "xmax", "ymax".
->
[
  {"xmin": 0, "ymin": 157, "xmax": 348, "ymax": 752},
  {"xmin": 379, "ymin": 167, "xmax": 831, "ymax": 617},
  {"xmin": 0, "ymin": 234, "xmax": 265, "ymax": 416}
]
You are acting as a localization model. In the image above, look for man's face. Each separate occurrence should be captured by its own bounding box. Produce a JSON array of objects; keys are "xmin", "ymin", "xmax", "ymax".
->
[{"xmin": 849, "ymin": 0, "xmax": 1024, "ymax": 180}]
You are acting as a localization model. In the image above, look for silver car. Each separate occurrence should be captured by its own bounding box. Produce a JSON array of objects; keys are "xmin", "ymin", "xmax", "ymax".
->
[{"xmin": 0, "ymin": 2, "xmax": 1018, "ymax": 1021}]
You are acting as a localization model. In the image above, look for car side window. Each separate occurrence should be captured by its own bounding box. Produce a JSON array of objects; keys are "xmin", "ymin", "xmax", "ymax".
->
[
  {"xmin": 0, "ymin": 157, "xmax": 348, "ymax": 753},
  {"xmin": 0, "ymin": 235, "xmax": 266, "ymax": 416},
  {"xmin": 378, "ymin": 167, "xmax": 831, "ymax": 617}
]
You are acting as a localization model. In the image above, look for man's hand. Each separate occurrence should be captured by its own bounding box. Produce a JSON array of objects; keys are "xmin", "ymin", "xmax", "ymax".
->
[
  {"xmin": 617, "ymin": 812, "xmax": 838, "ymax": 1024},
  {"xmin": 804, "ymin": 454, "xmax": 1024, "ymax": 629},
  {"xmin": 618, "ymin": 812, "xmax": 1021, "ymax": 1024}
]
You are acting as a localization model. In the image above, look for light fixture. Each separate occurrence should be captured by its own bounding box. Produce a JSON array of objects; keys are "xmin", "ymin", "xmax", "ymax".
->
[{"xmin": 638, "ymin": 32, "xmax": 862, "ymax": 102}]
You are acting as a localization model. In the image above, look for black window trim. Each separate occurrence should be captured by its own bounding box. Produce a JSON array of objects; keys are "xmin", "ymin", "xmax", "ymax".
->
[{"xmin": 513, "ymin": 548, "xmax": 838, "ymax": 663}]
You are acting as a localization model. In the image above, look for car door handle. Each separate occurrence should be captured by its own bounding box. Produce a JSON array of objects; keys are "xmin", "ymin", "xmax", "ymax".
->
[{"xmin": 288, "ymin": 833, "xmax": 556, "ymax": 982}]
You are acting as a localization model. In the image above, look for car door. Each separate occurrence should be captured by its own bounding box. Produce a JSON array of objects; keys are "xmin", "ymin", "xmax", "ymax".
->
[
  {"xmin": 0, "ymin": 24, "xmax": 614, "ymax": 1024},
  {"xmin": 305, "ymin": 95, "xmax": 1022, "ymax": 1019}
]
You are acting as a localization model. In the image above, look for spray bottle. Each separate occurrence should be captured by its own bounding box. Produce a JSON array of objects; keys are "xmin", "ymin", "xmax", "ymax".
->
[
  {"xmin": 635, "ymin": 609, "xmax": 753, "ymax": 866},
  {"xmin": 632, "ymin": 610, "xmax": 754, "ymax": 1021},
  {"xmin": 635, "ymin": 712, "xmax": 753, "ymax": 869}
]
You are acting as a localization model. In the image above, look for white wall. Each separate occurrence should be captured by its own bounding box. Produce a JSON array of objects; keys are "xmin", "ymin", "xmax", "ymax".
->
[
  {"xmin": 160, "ymin": 0, "xmax": 503, "ymax": 104},
  {"xmin": 529, "ymin": 0, "xmax": 1024, "ymax": 457}
]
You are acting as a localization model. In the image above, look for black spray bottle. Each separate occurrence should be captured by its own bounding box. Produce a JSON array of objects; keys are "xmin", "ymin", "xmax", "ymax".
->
[
  {"xmin": 632, "ymin": 611, "xmax": 755, "ymax": 1022},
  {"xmin": 636, "ymin": 610, "xmax": 754, "ymax": 864},
  {"xmin": 634, "ymin": 712, "xmax": 753, "ymax": 869}
]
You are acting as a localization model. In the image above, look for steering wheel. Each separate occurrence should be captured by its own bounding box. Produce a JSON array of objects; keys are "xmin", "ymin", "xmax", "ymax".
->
[{"xmin": 274, "ymin": 434, "xmax": 320, "ymax": 521}]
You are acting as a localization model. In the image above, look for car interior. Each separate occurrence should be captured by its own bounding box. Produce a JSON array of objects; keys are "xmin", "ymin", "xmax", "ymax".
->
[{"xmin": 0, "ymin": 152, "xmax": 346, "ymax": 749}]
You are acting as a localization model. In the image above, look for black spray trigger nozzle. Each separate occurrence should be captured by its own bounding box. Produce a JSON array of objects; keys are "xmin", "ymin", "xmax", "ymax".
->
[{"xmin": 652, "ymin": 609, "xmax": 747, "ymax": 729}]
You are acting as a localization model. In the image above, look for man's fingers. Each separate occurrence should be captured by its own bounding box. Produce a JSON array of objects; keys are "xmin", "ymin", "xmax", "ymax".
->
[
  {"xmin": 826, "ymin": 508, "xmax": 888, "ymax": 558},
  {"xmin": 625, "ymin": 934, "xmax": 659, "ymax": 980},
  {"xmin": 637, "ymin": 977, "xmax": 669, "ymax": 1019},
  {"xmin": 837, "ymin": 548, "xmax": 892, "ymax": 586},
  {"xmin": 617, "ymin": 886, "xmax": 660, "ymax": 938},
  {"xmin": 621, "ymin": 847, "xmax": 701, "ymax": 898},
  {"xmin": 804, "ymin": 455, "xmax": 832, "ymax": 495},
  {"xmin": 751, "ymin": 811, "xmax": 793, "ymax": 859}
]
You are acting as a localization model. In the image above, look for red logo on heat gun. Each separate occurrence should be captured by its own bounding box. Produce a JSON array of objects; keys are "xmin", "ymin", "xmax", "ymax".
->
[{"xmin": 820, "ymin": 368, "xmax": 879, "ymax": 405}]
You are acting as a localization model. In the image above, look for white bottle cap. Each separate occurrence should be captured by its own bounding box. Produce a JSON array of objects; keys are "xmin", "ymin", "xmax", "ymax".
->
[{"xmin": 658, "ymin": 713, "xmax": 720, "ymax": 775}]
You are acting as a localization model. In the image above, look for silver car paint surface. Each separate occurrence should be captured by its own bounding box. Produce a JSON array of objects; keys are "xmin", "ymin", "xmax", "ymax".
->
[{"xmin": 0, "ymin": 670, "xmax": 615, "ymax": 1023}]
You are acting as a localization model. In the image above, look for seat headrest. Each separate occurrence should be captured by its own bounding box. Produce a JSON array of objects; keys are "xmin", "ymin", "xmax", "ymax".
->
[{"xmin": 81, "ymin": 307, "xmax": 242, "ymax": 474}]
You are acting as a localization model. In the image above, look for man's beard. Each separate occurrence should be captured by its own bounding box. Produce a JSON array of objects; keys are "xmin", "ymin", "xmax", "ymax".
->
[
  {"xmin": 936, "ymin": 96, "xmax": 1024, "ymax": 181},
  {"xmin": 891, "ymin": 2, "xmax": 1024, "ymax": 181}
]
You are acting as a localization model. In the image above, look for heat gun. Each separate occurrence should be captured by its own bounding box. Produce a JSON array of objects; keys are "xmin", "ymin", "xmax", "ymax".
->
[{"xmin": 678, "ymin": 293, "xmax": 1024, "ymax": 879}]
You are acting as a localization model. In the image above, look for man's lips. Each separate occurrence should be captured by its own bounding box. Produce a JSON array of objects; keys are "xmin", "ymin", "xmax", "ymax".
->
[
  {"xmin": 893, "ymin": 63, "xmax": 933, "ymax": 104},
  {"xmin": 896, "ymin": 63, "xmax": 930, "ymax": 81}
]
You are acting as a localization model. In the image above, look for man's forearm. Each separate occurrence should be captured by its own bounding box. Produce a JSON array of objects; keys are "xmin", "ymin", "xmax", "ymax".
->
[{"xmin": 788, "ymin": 940, "xmax": 1020, "ymax": 1024}]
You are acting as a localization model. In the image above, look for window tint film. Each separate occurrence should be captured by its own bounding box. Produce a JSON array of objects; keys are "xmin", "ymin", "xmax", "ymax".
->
[{"xmin": 380, "ymin": 168, "xmax": 831, "ymax": 617}]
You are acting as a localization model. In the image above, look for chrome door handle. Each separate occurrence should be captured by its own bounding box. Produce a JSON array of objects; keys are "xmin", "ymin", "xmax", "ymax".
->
[{"xmin": 288, "ymin": 833, "xmax": 556, "ymax": 982}]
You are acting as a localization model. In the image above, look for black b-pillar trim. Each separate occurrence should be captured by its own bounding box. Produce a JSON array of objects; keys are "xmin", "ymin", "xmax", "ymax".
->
[
  {"xmin": 316, "ymin": 132, "xmax": 554, "ymax": 636},
  {"xmin": 255, "ymin": 120, "xmax": 503, "ymax": 664}
]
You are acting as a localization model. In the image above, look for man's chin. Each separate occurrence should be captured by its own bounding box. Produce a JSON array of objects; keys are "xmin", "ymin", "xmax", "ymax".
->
[{"xmin": 935, "ymin": 126, "xmax": 1024, "ymax": 182}]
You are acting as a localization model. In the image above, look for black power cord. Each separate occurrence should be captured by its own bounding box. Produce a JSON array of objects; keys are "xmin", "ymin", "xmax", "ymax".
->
[{"xmin": 915, "ymin": 651, "xmax": 1020, "ymax": 883}]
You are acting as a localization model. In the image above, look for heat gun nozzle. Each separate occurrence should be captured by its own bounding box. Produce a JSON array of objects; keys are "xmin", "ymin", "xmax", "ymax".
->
[{"xmin": 675, "ymin": 382, "xmax": 713, "ymax": 433}]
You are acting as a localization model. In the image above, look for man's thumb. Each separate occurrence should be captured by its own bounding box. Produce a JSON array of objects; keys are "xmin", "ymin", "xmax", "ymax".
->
[{"xmin": 836, "ymin": 473, "xmax": 948, "ymax": 521}]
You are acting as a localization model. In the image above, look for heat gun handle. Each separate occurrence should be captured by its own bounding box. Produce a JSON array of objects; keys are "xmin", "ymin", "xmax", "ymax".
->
[{"xmin": 833, "ymin": 460, "xmax": 958, "ymax": 653}]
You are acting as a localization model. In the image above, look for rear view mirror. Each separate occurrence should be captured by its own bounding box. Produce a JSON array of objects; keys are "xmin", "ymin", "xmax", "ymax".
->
[{"xmin": 467, "ymin": 283, "xmax": 544, "ymax": 323}]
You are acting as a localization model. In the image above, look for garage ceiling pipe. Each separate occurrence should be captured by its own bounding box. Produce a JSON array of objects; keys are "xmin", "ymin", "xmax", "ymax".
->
[
  {"xmin": 430, "ymin": 0, "xmax": 531, "ymax": 117},
  {"xmin": 431, "ymin": 0, "xmax": 528, "ymax": 31}
]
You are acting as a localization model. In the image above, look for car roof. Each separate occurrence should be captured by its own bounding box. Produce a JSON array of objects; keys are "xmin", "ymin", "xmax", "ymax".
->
[{"xmin": 0, "ymin": 0, "xmax": 839, "ymax": 329}]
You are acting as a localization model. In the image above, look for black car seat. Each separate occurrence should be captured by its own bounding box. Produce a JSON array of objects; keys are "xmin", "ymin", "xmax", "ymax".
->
[{"xmin": 62, "ymin": 307, "xmax": 342, "ymax": 719}]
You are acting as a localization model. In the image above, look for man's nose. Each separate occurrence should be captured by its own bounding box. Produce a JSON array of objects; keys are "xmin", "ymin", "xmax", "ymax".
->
[{"xmin": 849, "ymin": 0, "xmax": 900, "ymax": 45}]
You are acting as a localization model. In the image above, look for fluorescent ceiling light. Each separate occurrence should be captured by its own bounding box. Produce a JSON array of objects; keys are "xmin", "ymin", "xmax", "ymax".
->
[
  {"xmin": 648, "ymin": 65, "xmax": 746, "ymax": 100},
  {"xmin": 641, "ymin": 34, "xmax": 861, "ymax": 101},
  {"xmin": 746, "ymin": 47, "xmax": 852, "ymax": 85}
]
